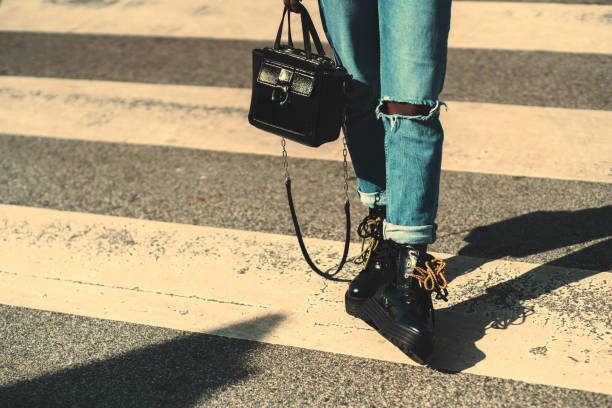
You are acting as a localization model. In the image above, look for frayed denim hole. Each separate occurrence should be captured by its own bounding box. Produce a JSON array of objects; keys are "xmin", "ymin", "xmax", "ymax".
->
[
  {"xmin": 375, "ymin": 99, "xmax": 444, "ymax": 130},
  {"xmin": 375, "ymin": 100, "xmax": 399, "ymax": 131},
  {"xmin": 375, "ymin": 99, "xmax": 385, "ymax": 120},
  {"xmin": 382, "ymin": 95, "xmax": 437, "ymax": 107}
]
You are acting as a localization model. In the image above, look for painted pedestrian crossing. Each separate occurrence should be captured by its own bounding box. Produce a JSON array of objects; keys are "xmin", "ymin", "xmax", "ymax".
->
[
  {"xmin": 2, "ymin": 0, "xmax": 611, "ymax": 54},
  {"xmin": 0, "ymin": 205, "xmax": 609, "ymax": 394},
  {"xmin": 1, "ymin": 76, "xmax": 611, "ymax": 183},
  {"xmin": 0, "ymin": 0, "xmax": 610, "ymax": 405}
]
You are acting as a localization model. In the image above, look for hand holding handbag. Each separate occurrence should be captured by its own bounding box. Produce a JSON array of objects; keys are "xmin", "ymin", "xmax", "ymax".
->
[{"xmin": 248, "ymin": 3, "xmax": 352, "ymax": 281}]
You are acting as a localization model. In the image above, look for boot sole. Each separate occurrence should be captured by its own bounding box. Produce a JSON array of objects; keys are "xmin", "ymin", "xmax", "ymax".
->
[
  {"xmin": 360, "ymin": 297, "xmax": 433, "ymax": 365},
  {"xmin": 344, "ymin": 291, "xmax": 366, "ymax": 318}
]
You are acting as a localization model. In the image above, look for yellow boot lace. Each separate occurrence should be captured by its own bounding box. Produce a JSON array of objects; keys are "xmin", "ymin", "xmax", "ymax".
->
[
  {"xmin": 406, "ymin": 257, "xmax": 449, "ymax": 301},
  {"xmin": 353, "ymin": 216, "xmax": 384, "ymax": 270}
]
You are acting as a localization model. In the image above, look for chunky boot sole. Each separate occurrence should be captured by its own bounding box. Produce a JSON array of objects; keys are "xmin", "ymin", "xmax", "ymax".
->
[
  {"xmin": 360, "ymin": 297, "xmax": 434, "ymax": 365},
  {"xmin": 344, "ymin": 291, "xmax": 366, "ymax": 318}
]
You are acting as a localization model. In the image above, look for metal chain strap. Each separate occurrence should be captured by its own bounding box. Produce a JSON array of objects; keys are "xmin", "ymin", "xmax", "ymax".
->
[
  {"xmin": 281, "ymin": 137, "xmax": 290, "ymax": 182},
  {"xmin": 280, "ymin": 136, "xmax": 351, "ymax": 202},
  {"xmin": 342, "ymin": 134, "xmax": 350, "ymax": 202}
]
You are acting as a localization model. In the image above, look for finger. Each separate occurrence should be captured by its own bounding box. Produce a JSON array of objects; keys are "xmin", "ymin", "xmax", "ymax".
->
[{"xmin": 289, "ymin": 0, "xmax": 301, "ymax": 12}]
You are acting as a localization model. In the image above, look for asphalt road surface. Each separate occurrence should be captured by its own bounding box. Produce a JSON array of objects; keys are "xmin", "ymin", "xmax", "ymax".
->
[{"xmin": 0, "ymin": 0, "xmax": 611, "ymax": 407}]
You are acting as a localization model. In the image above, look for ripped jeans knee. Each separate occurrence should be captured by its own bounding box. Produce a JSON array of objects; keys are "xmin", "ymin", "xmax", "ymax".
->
[
  {"xmin": 375, "ymin": 99, "xmax": 447, "ymax": 131},
  {"xmin": 375, "ymin": 97, "xmax": 445, "ymax": 244}
]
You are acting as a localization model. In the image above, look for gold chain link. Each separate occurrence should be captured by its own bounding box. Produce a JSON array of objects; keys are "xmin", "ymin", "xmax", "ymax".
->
[
  {"xmin": 342, "ymin": 134, "xmax": 350, "ymax": 201},
  {"xmin": 281, "ymin": 137, "xmax": 290, "ymax": 181},
  {"xmin": 281, "ymin": 136, "xmax": 350, "ymax": 201}
]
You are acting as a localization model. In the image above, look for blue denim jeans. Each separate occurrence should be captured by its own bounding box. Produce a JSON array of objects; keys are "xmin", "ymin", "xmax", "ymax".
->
[{"xmin": 318, "ymin": 0, "xmax": 452, "ymax": 244}]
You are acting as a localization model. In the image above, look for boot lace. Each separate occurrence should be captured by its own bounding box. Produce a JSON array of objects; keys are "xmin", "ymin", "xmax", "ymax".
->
[
  {"xmin": 353, "ymin": 214, "xmax": 384, "ymax": 270},
  {"xmin": 407, "ymin": 257, "xmax": 449, "ymax": 301}
]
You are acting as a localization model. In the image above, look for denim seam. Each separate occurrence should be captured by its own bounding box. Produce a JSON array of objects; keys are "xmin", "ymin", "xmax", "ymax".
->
[
  {"xmin": 317, "ymin": 0, "xmax": 345, "ymax": 71},
  {"xmin": 356, "ymin": 187, "xmax": 387, "ymax": 208},
  {"xmin": 383, "ymin": 120, "xmax": 390, "ymax": 214},
  {"xmin": 383, "ymin": 220, "xmax": 436, "ymax": 245}
]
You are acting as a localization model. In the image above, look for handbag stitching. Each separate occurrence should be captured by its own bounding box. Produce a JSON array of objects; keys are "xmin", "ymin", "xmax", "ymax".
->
[{"xmin": 266, "ymin": 46, "xmax": 336, "ymax": 67}]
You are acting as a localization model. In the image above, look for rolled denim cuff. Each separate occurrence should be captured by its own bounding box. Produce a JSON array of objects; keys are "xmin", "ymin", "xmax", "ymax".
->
[
  {"xmin": 356, "ymin": 188, "xmax": 387, "ymax": 208},
  {"xmin": 383, "ymin": 220, "xmax": 437, "ymax": 244}
]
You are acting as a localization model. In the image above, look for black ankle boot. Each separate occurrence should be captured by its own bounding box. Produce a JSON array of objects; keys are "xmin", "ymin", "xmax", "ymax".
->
[
  {"xmin": 360, "ymin": 242, "xmax": 448, "ymax": 364},
  {"xmin": 344, "ymin": 205, "xmax": 389, "ymax": 317}
]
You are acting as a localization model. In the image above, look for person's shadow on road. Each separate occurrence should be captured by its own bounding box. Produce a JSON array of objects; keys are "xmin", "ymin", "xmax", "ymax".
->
[
  {"xmin": 0, "ymin": 313, "xmax": 287, "ymax": 408},
  {"xmin": 427, "ymin": 205, "xmax": 611, "ymax": 372}
]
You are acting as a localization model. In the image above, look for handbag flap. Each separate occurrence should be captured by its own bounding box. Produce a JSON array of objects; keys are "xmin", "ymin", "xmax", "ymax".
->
[{"xmin": 257, "ymin": 61, "xmax": 315, "ymax": 97}]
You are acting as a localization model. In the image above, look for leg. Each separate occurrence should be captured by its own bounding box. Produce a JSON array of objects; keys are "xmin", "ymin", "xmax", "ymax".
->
[
  {"xmin": 317, "ymin": 0, "xmax": 386, "ymax": 208},
  {"xmin": 318, "ymin": 1, "xmax": 390, "ymax": 318},
  {"xmin": 358, "ymin": 0, "xmax": 452, "ymax": 365},
  {"xmin": 386, "ymin": 103, "xmax": 432, "ymax": 117},
  {"xmin": 377, "ymin": 0, "xmax": 452, "ymax": 245},
  {"xmin": 379, "ymin": 100, "xmax": 445, "ymax": 244}
]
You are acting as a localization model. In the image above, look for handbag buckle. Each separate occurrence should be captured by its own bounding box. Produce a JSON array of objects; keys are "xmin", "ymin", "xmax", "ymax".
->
[
  {"xmin": 279, "ymin": 68, "xmax": 293, "ymax": 83},
  {"xmin": 271, "ymin": 68, "xmax": 293, "ymax": 106},
  {"xmin": 271, "ymin": 85, "xmax": 290, "ymax": 106}
]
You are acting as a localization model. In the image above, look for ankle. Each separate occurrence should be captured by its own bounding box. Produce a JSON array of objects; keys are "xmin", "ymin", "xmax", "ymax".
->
[
  {"xmin": 368, "ymin": 205, "xmax": 386, "ymax": 219},
  {"xmin": 392, "ymin": 242, "xmax": 427, "ymax": 254},
  {"xmin": 409, "ymin": 243, "xmax": 427, "ymax": 253}
]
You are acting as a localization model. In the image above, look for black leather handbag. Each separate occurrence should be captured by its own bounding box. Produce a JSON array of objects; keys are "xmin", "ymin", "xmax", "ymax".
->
[
  {"xmin": 248, "ymin": 4, "xmax": 349, "ymax": 147},
  {"xmin": 248, "ymin": 4, "xmax": 352, "ymax": 281}
]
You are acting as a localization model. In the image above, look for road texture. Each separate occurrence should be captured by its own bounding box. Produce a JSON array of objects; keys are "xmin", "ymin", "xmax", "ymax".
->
[{"xmin": 0, "ymin": 0, "xmax": 611, "ymax": 406}]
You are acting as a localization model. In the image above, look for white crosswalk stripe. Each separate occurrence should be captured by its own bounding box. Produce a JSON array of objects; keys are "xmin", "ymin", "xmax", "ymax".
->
[
  {"xmin": 0, "ymin": 0, "xmax": 610, "ymax": 403},
  {"xmin": 2, "ymin": 0, "xmax": 611, "ymax": 54},
  {"xmin": 0, "ymin": 204, "xmax": 609, "ymax": 394},
  {"xmin": 1, "ymin": 76, "xmax": 610, "ymax": 183}
]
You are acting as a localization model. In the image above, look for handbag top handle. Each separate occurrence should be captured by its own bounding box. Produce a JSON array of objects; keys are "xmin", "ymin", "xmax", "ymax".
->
[{"xmin": 273, "ymin": 4, "xmax": 326, "ymax": 59}]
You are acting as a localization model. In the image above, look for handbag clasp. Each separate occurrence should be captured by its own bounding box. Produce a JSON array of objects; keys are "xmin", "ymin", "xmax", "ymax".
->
[
  {"xmin": 279, "ymin": 68, "xmax": 293, "ymax": 83},
  {"xmin": 272, "ymin": 85, "xmax": 290, "ymax": 106},
  {"xmin": 271, "ymin": 68, "xmax": 293, "ymax": 106}
]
